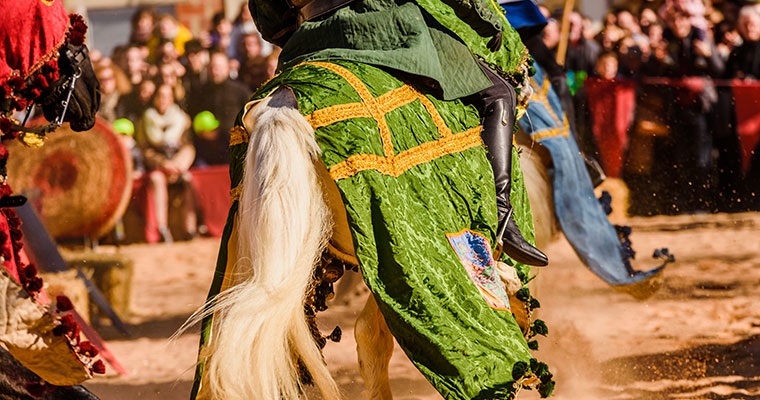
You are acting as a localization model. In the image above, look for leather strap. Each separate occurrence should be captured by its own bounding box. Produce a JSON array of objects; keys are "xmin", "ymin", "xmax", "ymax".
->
[{"xmin": 297, "ymin": 0, "xmax": 355, "ymax": 24}]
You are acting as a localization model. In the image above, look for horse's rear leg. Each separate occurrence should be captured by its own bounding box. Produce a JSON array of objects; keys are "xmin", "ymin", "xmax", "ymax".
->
[{"xmin": 355, "ymin": 295, "xmax": 394, "ymax": 400}]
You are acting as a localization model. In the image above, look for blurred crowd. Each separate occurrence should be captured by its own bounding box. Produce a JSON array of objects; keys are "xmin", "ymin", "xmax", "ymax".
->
[
  {"xmin": 538, "ymin": 1, "xmax": 760, "ymax": 215},
  {"xmin": 88, "ymin": 0, "xmax": 760, "ymax": 242},
  {"xmin": 89, "ymin": 4, "xmax": 281, "ymax": 242}
]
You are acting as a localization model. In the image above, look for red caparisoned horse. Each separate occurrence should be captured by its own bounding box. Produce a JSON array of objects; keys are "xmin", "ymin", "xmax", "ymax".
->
[{"xmin": 0, "ymin": 0, "xmax": 103, "ymax": 399}]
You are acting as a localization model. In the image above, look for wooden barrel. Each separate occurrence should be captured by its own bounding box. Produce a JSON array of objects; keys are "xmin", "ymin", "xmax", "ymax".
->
[{"xmin": 7, "ymin": 117, "xmax": 133, "ymax": 240}]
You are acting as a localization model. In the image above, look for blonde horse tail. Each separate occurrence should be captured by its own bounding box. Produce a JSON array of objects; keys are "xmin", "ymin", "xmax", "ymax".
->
[{"xmin": 198, "ymin": 94, "xmax": 341, "ymax": 399}]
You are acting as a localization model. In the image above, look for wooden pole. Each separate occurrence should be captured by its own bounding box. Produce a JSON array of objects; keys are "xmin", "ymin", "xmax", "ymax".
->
[{"xmin": 555, "ymin": 0, "xmax": 575, "ymax": 67}]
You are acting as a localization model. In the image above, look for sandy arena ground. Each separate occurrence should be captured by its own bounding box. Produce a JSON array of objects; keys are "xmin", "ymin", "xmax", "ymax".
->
[{"xmin": 80, "ymin": 211, "xmax": 760, "ymax": 400}]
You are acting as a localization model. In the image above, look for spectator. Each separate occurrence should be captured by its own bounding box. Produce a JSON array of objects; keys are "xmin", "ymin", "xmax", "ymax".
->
[
  {"xmin": 148, "ymin": 14, "xmax": 193, "ymax": 62},
  {"xmin": 237, "ymin": 32, "xmax": 270, "ymax": 90},
  {"xmin": 539, "ymin": 5, "xmax": 561, "ymax": 52},
  {"xmin": 156, "ymin": 61, "xmax": 187, "ymax": 111},
  {"xmin": 119, "ymin": 78, "xmax": 156, "ymax": 123},
  {"xmin": 182, "ymin": 39, "xmax": 209, "ymax": 98},
  {"xmin": 187, "ymin": 50, "xmax": 250, "ymax": 166},
  {"xmin": 95, "ymin": 61, "xmax": 132, "ymax": 123},
  {"xmin": 129, "ymin": 6, "xmax": 157, "ymax": 47},
  {"xmin": 118, "ymin": 44, "xmax": 153, "ymax": 86},
  {"xmin": 714, "ymin": 20, "xmax": 741, "ymax": 62},
  {"xmin": 136, "ymin": 83, "xmax": 197, "ymax": 242},
  {"xmin": 191, "ymin": 111, "xmax": 222, "ymax": 167},
  {"xmin": 726, "ymin": 4, "xmax": 760, "ymax": 79},
  {"xmin": 204, "ymin": 12, "xmax": 234, "ymax": 55},
  {"xmin": 229, "ymin": 1, "xmax": 273, "ymax": 63},
  {"xmin": 565, "ymin": 11, "xmax": 602, "ymax": 92},
  {"xmin": 725, "ymin": 4, "xmax": 760, "ymax": 208},
  {"xmin": 639, "ymin": 7, "xmax": 660, "ymax": 36},
  {"xmin": 646, "ymin": 9, "xmax": 724, "ymax": 212},
  {"xmin": 616, "ymin": 7, "xmax": 651, "ymax": 62}
]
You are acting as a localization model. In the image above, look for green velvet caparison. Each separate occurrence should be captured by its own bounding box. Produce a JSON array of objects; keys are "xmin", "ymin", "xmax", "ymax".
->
[{"xmin": 192, "ymin": 60, "xmax": 540, "ymax": 399}]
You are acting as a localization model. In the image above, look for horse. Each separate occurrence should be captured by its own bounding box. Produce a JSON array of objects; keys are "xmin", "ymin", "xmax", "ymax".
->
[
  {"xmin": 187, "ymin": 54, "xmax": 554, "ymax": 399},
  {"xmin": 0, "ymin": 0, "xmax": 103, "ymax": 398},
  {"xmin": 515, "ymin": 64, "xmax": 671, "ymax": 300}
]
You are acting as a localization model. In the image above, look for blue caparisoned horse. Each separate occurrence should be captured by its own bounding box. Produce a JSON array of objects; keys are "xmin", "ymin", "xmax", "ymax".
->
[{"xmin": 186, "ymin": 0, "xmax": 555, "ymax": 398}]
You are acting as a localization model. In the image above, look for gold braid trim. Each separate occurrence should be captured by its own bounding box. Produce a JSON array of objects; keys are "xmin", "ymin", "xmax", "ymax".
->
[
  {"xmin": 229, "ymin": 125, "xmax": 249, "ymax": 147},
  {"xmin": 230, "ymin": 185, "xmax": 242, "ymax": 202},
  {"xmin": 305, "ymin": 62, "xmax": 395, "ymax": 157},
  {"xmin": 228, "ymin": 126, "xmax": 482, "ymax": 195},
  {"xmin": 328, "ymin": 126, "xmax": 482, "ymax": 180},
  {"xmin": 307, "ymin": 102, "xmax": 370, "ymax": 129},
  {"xmin": 416, "ymin": 93, "xmax": 453, "ymax": 137},
  {"xmin": 228, "ymin": 61, "xmax": 484, "ymax": 188},
  {"xmin": 530, "ymin": 125, "xmax": 569, "ymax": 141},
  {"xmin": 530, "ymin": 76, "xmax": 569, "ymax": 130}
]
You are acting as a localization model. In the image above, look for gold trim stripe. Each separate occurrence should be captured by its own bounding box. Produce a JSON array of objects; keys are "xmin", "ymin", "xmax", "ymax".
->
[
  {"xmin": 530, "ymin": 123, "xmax": 570, "ymax": 141},
  {"xmin": 229, "ymin": 126, "xmax": 249, "ymax": 147},
  {"xmin": 531, "ymin": 77, "xmax": 564, "ymax": 127},
  {"xmin": 416, "ymin": 94, "xmax": 453, "ymax": 137},
  {"xmin": 229, "ymin": 125, "xmax": 482, "ymax": 195},
  {"xmin": 328, "ymin": 126, "xmax": 482, "ymax": 180},
  {"xmin": 230, "ymin": 185, "xmax": 242, "ymax": 202},
  {"xmin": 307, "ymin": 103, "xmax": 370, "ymax": 129},
  {"xmin": 306, "ymin": 62, "xmax": 395, "ymax": 157}
]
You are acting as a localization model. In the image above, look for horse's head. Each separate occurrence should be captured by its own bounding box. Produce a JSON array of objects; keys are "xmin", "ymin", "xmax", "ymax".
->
[
  {"xmin": 39, "ymin": 41, "xmax": 100, "ymax": 132},
  {"xmin": 0, "ymin": 3, "xmax": 99, "ymax": 137}
]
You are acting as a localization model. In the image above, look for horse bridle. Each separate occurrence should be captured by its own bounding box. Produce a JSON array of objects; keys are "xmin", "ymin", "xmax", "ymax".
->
[
  {"xmin": 0, "ymin": 43, "xmax": 89, "ymax": 208},
  {"xmin": 9, "ymin": 43, "xmax": 89, "ymax": 137}
]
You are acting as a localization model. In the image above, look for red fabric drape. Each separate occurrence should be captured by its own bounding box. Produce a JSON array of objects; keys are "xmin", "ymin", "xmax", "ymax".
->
[
  {"xmin": 731, "ymin": 80, "xmax": 760, "ymax": 175},
  {"xmin": 0, "ymin": 0, "xmax": 69, "ymax": 82},
  {"xmin": 135, "ymin": 166, "xmax": 231, "ymax": 243},
  {"xmin": 189, "ymin": 165, "xmax": 231, "ymax": 237},
  {"xmin": 584, "ymin": 78, "xmax": 637, "ymax": 178}
]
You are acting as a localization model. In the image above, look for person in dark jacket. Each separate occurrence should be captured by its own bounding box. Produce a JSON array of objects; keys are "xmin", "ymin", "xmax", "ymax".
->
[{"xmin": 187, "ymin": 49, "xmax": 251, "ymax": 166}]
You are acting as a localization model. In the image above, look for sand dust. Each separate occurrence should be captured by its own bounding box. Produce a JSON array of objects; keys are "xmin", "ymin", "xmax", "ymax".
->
[{"xmin": 81, "ymin": 212, "xmax": 760, "ymax": 399}]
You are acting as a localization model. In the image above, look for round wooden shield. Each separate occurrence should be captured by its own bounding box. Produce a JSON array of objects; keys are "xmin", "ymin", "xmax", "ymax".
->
[{"xmin": 6, "ymin": 117, "xmax": 133, "ymax": 240}]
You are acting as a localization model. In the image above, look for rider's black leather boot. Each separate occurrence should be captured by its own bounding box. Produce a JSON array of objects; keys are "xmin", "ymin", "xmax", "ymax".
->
[{"xmin": 481, "ymin": 98, "xmax": 548, "ymax": 266}]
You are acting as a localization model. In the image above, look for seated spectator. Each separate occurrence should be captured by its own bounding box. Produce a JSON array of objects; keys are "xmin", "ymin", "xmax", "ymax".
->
[
  {"xmin": 95, "ymin": 61, "xmax": 132, "ymax": 123},
  {"xmin": 136, "ymin": 83, "xmax": 197, "ymax": 242},
  {"xmin": 191, "ymin": 110, "xmax": 221, "ymax": 167},
  {"xmin": 118, "ymin": 44, "xmax": 154, "ymax": 86},
  {"xmin": 187, "ymin": 50, "xmax": 250, "ymax": 165},
  {"xmin": 155, "ymin": 44, "xmax": 188, "ymax": 110},
  {"xmin": 113, "ymin": 117, "xmax": 145, "ymax": 178},
  {"xmin": 229, "ymin": 1, "xmax": 273, "ymax": 63},
  {"xmin": 117, "ymin": 78, "xmax": 156, "ymax": 123},
  {"xmin": 204, "ymin": 12, "xmax": 234, "ymax": 55}
]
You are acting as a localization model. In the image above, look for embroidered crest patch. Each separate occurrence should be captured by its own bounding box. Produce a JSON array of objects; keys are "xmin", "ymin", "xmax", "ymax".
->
[{"xmin": 447, "ymin": 229, "xmax": 510, "ymax": 310}]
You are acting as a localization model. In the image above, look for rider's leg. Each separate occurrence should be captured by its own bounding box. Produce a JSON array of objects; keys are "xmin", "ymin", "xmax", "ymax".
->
[{"xmin": 468, "ymin": 62, "xmax": 548, "ymax": 266}]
